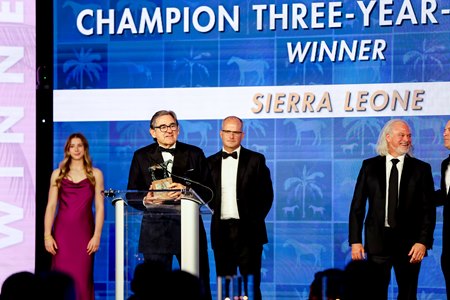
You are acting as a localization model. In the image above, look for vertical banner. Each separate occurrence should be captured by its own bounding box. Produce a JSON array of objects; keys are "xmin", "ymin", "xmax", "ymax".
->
[{"xmin": 0, "ymin": 1, "xmax": 36, "ymax": 284}]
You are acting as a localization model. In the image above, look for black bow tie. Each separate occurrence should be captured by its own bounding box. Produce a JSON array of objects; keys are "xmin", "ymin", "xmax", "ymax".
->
[
  {"xmin": 222, "ymin": 151, "xmax": 238, "ymax": 159},
  {"xmin": 158, "ymin": 146, "xmax": 176, "ymax": 155}
]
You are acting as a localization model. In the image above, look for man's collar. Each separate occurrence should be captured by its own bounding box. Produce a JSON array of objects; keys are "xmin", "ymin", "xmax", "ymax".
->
[
  {"xmin": 222, "ymin": 146, "xmax": 241, "ymax": 155},
  {"xmin": 158, "ymin": 142, "xmax": 177, "ymax": 150},
  {"xmin": 157, "ymin": 142, "xmax": 177, "ymax": 155},
  {"xmin": 386, "ymin": 153, "xmax": 406, "ymax": 164}
]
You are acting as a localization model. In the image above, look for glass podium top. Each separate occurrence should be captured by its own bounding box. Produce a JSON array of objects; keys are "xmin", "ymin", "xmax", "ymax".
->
[{"xmin": 103, "ymin": 188, "xmax": 213, "ymax": 215}]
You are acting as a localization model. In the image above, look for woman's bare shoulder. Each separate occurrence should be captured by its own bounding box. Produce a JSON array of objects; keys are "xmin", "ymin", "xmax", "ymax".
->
[{"xmin": 92, "ymin": 167, "xmax": 104, "ymax": 177}]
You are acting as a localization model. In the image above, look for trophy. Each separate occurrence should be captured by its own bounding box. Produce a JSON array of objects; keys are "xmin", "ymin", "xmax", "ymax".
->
[{"xmin": 148, "ymin": 161, "xmax": 173, "ymax": 201}]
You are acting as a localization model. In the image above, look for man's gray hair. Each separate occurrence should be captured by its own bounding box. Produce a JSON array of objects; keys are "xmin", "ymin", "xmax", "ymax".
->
[
  {"xmin": 150, "ymin": 110, "xmax": 178, "ymax": 129},
  {"xmin": 375, "ymin": 119, "xmax": 413, "ymax": 156}
]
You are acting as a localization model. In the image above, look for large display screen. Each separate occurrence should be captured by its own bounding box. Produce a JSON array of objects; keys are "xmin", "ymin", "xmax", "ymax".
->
[
  {"xmin": 0, "ymin": 1, "xmax": 36, "ymax": 285},
  {"xmin": 53, "ymin": 1, "xmax": 450, "ymax": 298}
]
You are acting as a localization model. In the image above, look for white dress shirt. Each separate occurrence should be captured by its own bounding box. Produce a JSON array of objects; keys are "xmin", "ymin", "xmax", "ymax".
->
[
  {"xmin": 220, "ymin": 147, "xmax": 241, "ymax": 220},
  {"xmin": 445, "ymin": 161, "xmax": 450, "ymax": 196},
  {"xmin": 160, "ymin": 143, "xmax": 176, "ymax": 174}
]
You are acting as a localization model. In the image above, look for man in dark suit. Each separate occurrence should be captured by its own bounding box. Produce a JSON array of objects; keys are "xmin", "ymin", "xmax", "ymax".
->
[
  {"xmin": 349, "ymin": 119, "xmax": 436, "ymax": 300},
  {"xmin": 207, "ymin": 116, "xmax": 273, "ymax": 300},
  {"xmin": 127, "ymin": 110, "xmax": 212, "ymax": 300},
  {"xmin": 436, "ymin": 120, "xmax": 450, "ymax": 297}
]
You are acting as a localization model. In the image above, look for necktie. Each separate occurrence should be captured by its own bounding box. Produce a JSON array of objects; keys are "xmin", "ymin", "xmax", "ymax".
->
[
  {"xmin": 388, "ymin": 158, "xmax": 399, "ymax": 228},
  {"xmin": 158, "ymin": 146, "xmax": 176, "ymax": 155},
  {"xmin": 222, "ymin": 151, "xmax": 238, "ymax": 159}
]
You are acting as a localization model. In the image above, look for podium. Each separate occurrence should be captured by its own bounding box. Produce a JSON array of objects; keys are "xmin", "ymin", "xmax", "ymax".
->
[{"xmin": 104, "ymin": 188, "xmax": 212, "ymax": 300}]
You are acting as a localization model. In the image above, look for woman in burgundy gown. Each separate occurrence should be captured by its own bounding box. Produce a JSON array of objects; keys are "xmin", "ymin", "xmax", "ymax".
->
[{"xmin": 44, "ymin": 133, "xmax": 104, "ymax": 300}]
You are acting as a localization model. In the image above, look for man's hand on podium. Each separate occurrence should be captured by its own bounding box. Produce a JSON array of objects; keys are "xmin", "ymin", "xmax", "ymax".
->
[
  {"xmin": 143, "ymin": 182, "xmax": 186, "ymax": 205},
  {"xmin": 166, "ymin": 182, "xmax": 186, "ymax": 200}
]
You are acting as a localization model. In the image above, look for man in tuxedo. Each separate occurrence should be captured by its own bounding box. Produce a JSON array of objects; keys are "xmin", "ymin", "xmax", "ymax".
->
[
  {"xmin": 207, "ymin": 116, "xmax": 273, "ymax": 300},
  {"xmin": 349, "ymin": 119, "xmax": 436, "ymax": 300},
  {"xmin": 127, "ymin": 110, "xmax": 212, "ymax": 300},
  {"xmin": 436, "ymin": 120, "xmax": 450, "ymax": 297}
]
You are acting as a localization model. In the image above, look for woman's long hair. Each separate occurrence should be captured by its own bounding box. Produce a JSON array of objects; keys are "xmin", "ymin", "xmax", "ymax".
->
[{"xmin": 55, "ymin": 133, "xmax": 95, "ymax": 188}]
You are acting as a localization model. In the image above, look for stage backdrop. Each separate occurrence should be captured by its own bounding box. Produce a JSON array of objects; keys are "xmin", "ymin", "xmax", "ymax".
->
[
  {"xmin": 0, "ymin": 1, "xmax": 36, "ymax": 285},
  {"xmin": 53, "ymin": 0, "xmax": 450, "ymax": 299}
]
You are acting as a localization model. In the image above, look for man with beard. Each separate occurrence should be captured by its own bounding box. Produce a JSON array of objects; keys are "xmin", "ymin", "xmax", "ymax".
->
[{"xmin": 348, "ymin": 119, "xmax": 436, "ymax": 300}]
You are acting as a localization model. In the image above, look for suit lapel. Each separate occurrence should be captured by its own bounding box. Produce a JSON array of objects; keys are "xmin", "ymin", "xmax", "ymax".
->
[
  {"xmin": 236, "ymin": 147, "xmax": 250, "ymax": 193},
  {"xmin": 211, "ymin": 151, "xmax": 222, "ymax": 187},
  {"xmin": 443, "ymin": 156, "xmax": 450, "ymax": 199},
  {"xmin": 377, "ymin": 156, "xmax": 387, "ymax": 199},
  {"xmin": 442, "ymin": 157, "xmax": 450, "ymax": 193},
  {"xmin": 209, "ymin": 151, "xmax": 223, "ymax": 213},
  {"xmin": 146, "ymin": 144, "xmax": 164, "ymax": 167},
  {"xmin": 400, "ymin": 155, "xmax": 412, "ymax": 185},
  {"xmin": 172, "ymin": 142, "xmax": 188, "ymax": 176}
]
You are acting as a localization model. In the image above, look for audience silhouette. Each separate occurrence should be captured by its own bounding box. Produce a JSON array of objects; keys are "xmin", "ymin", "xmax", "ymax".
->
[
  {"xmin": 128, "ymin": 262, "xmax": 207, "ymax": 300},
  {"xmin": 0, "ymin": 271, "xmax": 38, "ymax": 300},
  {"xmin": 308, "ymin": 260, "xmax": 382, "ymax": 300},
  {"xmin": 38, "ymin": 270, "xmax": 76, "ymax": 300},
  {"xmin": 309, "ymin": 268, "xmax": 346, "ymax": 300},
  {"xmin": 1, "ymin": 270, "xmax": 76, "ymax": 300}
]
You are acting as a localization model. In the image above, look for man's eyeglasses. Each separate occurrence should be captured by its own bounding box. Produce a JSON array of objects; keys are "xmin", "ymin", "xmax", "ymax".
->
[
  {"xmin": 221, "ymin": 130, "xmax": 242, "ymax": 135},
  {"xmin": 154, "ymin": 123, "xmax": 178, "ymax": 132}
]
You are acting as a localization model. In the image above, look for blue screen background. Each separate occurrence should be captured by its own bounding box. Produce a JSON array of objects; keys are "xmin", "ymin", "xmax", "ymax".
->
[{"xmin": 53, "ymin": 0, "xmax": 450, "ymax": 298}]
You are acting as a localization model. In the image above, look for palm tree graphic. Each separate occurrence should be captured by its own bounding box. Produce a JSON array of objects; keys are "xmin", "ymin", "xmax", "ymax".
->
[
  {"xmin": 117, "ymin": 122, "xmax": 149, "ymax": 149},
  {"xmin": 63, "ymin": 48, "xmax": 103, "ymax": 88},
  {"xmin": 403, "ymin": 38, "xmax": 445, "ymax": 82},
  {"xmin": 284, "ymin": 165, "xmax": 324, "ymax": 218},
  {"xmin": 172, "ymin": 47, "xmax": 211, "ymax": 87},
  {"xmin": 342, "ymin": 119, "xmax": 382, "ymax": 156}
]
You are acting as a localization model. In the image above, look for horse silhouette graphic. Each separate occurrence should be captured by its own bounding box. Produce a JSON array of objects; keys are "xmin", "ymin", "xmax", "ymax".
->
[
  {"xmin": 282, "ymin": 205, "xmax": 299, "ymax": 216},
  {"xmin": 308, "ymin": 205, "xmax": 325, "ymax": 215},
  {"xmin": 341, "ymin": 143, "xmax": 358, "ymax": 154},
  {"xmin": 284, "ymin": 119, "xmax": 326, "ymax": 146},
  {"xmin": 181, "ymin": 121, "xmax": 212, "ymax": 147},
  {"xmin": 283, "ymin": 239, "xmax": 325, "ymax": 267},
  {"xmin": 227, "ymin": 56, "xmax": 269, "ymax": 85}
]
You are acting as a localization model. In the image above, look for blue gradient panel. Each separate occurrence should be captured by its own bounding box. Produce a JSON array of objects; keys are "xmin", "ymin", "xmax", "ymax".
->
[
  {"xmin": 54, "ymin": 116, "xmax": 449, "ymax": 299},
  {"xmin": 53, "ymin": 0, "xmax": 450, "ymax": 299}
]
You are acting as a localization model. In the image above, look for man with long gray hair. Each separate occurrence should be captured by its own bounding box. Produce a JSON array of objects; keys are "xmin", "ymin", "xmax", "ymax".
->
[{"xmin": 349, "ymin": 119, "xmax": 436, "ymax": 300}]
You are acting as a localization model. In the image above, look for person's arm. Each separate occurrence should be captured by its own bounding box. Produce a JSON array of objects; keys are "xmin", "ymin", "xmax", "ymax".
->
[
  {"xmin": 435, "ymin": 189, "xmax": 445, "ymax": 207},
  {"xmin": 351, "ymin": 243, "xmax": 366, "ymax": 260},
  {"xmin": 408, "ymin": 243, "xmax": 426, "ymax": 263},
  {"xmin": 127, "ymin": 152, "xmax": 147, "ymax": 210},
  {"xmin": 414, "ymin": 162, "xmax": 436, "ymax": 251},
  {"xmin": 349, "ymin": 161, "xmax": 368, "ymax": 254},
  {"xmin": 44, "ymin": 169, "xmax": 60, "ymax": 255},
  {"xmin": 257, "ymin": 154, "xmax": 274, "ymax": 219},
  {"xmin": 435, "ymin": 160, "xmax": 450, "ymax": 207},
  {"xmin": 87, "ymin": 168, "xmax": 105, "ymax": 255}
]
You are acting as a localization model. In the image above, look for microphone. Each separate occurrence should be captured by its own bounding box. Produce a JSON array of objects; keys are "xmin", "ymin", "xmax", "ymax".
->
[
  {"xmin": 163, "ymin": 159, "xmax": 173, "ymax": 168},
  {"xmin": 148, "ymin": 159, "xmax": 173, "ymax": 180},
  {"xmin": 149, "ymin": 159, "xmax": 172, "ymax": 171}
]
